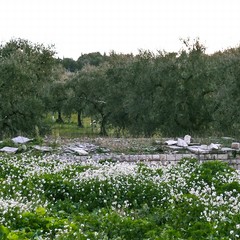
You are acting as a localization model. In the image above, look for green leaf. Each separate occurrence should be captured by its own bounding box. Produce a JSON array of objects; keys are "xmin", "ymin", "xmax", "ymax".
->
[{"xmin": 35, "ymin": 206, "xmax": 47, "ymax": 216}]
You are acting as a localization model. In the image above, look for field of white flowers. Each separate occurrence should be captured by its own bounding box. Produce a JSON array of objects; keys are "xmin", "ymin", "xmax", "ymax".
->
[{"xmin": 0, "ymin": 152, "xmax": 240, "ymax": 239}]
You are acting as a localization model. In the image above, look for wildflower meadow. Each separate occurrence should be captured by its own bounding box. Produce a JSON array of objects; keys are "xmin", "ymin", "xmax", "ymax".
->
[{"xmin": 0, "ymin": 152, "xmax": 240, "ymax": 239}]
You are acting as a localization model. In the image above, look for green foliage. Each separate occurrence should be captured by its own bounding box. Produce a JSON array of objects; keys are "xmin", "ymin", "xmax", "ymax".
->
[
  {"xmin": 197, "ymin": 160, "xmax": 234, "ymax": 185},
  {"xmin": 61, "ymin": 58, "xmax": 78, "ymax": 72},
  {"xmin": 0, "ymin": 38, "xmax": 56, "ymax": 137},
  {"xmin": 51, "ymin": 119, "xmax": 98, "ymax": 138},
  {"xmin": 0, "ymin": 138, "xmax": 15, "ymax": 148},
  {"xmin": 76, "ymin": 52, "xmax": 107, "ymax": 70},
  {"xmin": 2, "ymin": 38, "xmax": 240, "ymax": 137},
  {"xmin": 1, "ymin": 154, "xmax": 240, "ymax": 239},
  {"xmin": 0, "ymin": 225, "xmax": 9, "ymax": 239},
  {"xmin": 69, "ymin": 40, "xmax": 240, "ymax": 137}
]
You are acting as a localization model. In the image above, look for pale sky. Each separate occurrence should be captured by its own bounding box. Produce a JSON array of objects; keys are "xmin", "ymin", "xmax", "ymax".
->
[{"xmin": 1, "ymin": 0, "xmax": 240, "ymax": 59}]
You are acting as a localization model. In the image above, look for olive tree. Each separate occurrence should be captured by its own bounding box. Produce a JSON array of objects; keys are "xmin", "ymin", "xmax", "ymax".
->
[{"xmin": 0, "ymin": 38, "xmax": 56, "ymax": 137}]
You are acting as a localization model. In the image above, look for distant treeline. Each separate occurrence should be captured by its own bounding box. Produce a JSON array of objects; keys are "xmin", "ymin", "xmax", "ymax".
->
[{"xmin": 1, "ymin": 38, "xmax": 240, "ymax": 137}]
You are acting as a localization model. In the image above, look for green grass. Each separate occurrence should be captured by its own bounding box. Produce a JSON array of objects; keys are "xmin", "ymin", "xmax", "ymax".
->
[
  {"xmin": 47, "ymin": 114, "xmax": 124, "ymax": 138},
  {"xmin": 51, "ymin": 122, "xmax": 98, "ymax": 138},
  {"xmin": 48, "ymin": 114, "xmax": 99, "ymax": 138}
]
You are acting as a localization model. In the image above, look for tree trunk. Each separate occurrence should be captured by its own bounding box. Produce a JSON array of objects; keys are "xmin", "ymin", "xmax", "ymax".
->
[
  {"xmin": 77, "ymin": 111, "xmax": 83, "ymax": 128},
  {"xmin": 99, "ymin": 115, "xmax": 108, "ymax": 136},
  {"xmin": 56, "ymin": 111, "xmax": 64, "ymax": 123}
]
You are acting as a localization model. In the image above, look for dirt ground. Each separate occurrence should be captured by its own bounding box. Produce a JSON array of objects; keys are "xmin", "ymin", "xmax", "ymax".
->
[{"xmin": 47, "ymin": 136, "xmax": 165, "ymax": 154}]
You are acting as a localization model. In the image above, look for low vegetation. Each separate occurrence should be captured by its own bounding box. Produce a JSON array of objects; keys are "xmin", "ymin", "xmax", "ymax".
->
[{"xmin": 0, "ymin": 154, "xmax": 240, "ymax": 239}]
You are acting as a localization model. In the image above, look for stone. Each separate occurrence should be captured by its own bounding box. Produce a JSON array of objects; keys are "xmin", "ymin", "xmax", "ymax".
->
[
  {"xmin": 231, "ymin": 142, "xmax": 240, "ymax": 149},
  {"xmin": 221, "ymin": 147, "xmax": 234, "ymax": 152}
]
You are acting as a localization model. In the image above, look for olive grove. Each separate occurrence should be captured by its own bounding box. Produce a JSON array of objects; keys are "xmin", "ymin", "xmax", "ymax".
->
[{"xmin": 1, "ymin": 38, "xmax": 240, "ymax": 137}]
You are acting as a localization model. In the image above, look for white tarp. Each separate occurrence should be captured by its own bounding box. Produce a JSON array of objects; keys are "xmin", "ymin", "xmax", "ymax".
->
[
  {"xmin": 187, "ymin": 143, "xmax": 221, "ymax": 154},
  {"xmin": 187, "ymin": 146, "xmax": 209, "ymax": 154},
  {"xmin": 165, "ymin": 140, "xmax": 178, "ymax": 145},
  {"xmin": 0, "ymin": 146, "xmax": 18, "ymax": 153},
  {"xmin": 33, "ymin": 145, "xmax": 53, "ymax": 152},
  {"xmin": 66, "ymin": 147, "xmax": 88, "ymax": 156},
  {"xmin": 208, "ymin": 143, "xmax": 221, "ymax": 150},
  {"xmin": 12, "ymin": 136, "xmax": 32, "ymax": 144},
  {"xmin": 184, "ymin": 135, "xmax": 191, "ymax": 144},
  {"xmin": 177, "ymin": 138, "xmax": 188, "ymax": 147}
]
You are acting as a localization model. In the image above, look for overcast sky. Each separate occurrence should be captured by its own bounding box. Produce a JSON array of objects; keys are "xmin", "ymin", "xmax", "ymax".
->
[{"xmin": 1, "ymin": 0, "xmax": 240, "ymax": 59}]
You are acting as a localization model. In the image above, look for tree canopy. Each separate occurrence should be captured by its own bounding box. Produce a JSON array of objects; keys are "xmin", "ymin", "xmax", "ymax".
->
[
  {"xmin": 0, "ymin": 39, "xmax": 56, "ymax": 137},
  {"xmin": 1, "ymin": 38, "xmax": 240, "ymax": 137}
]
